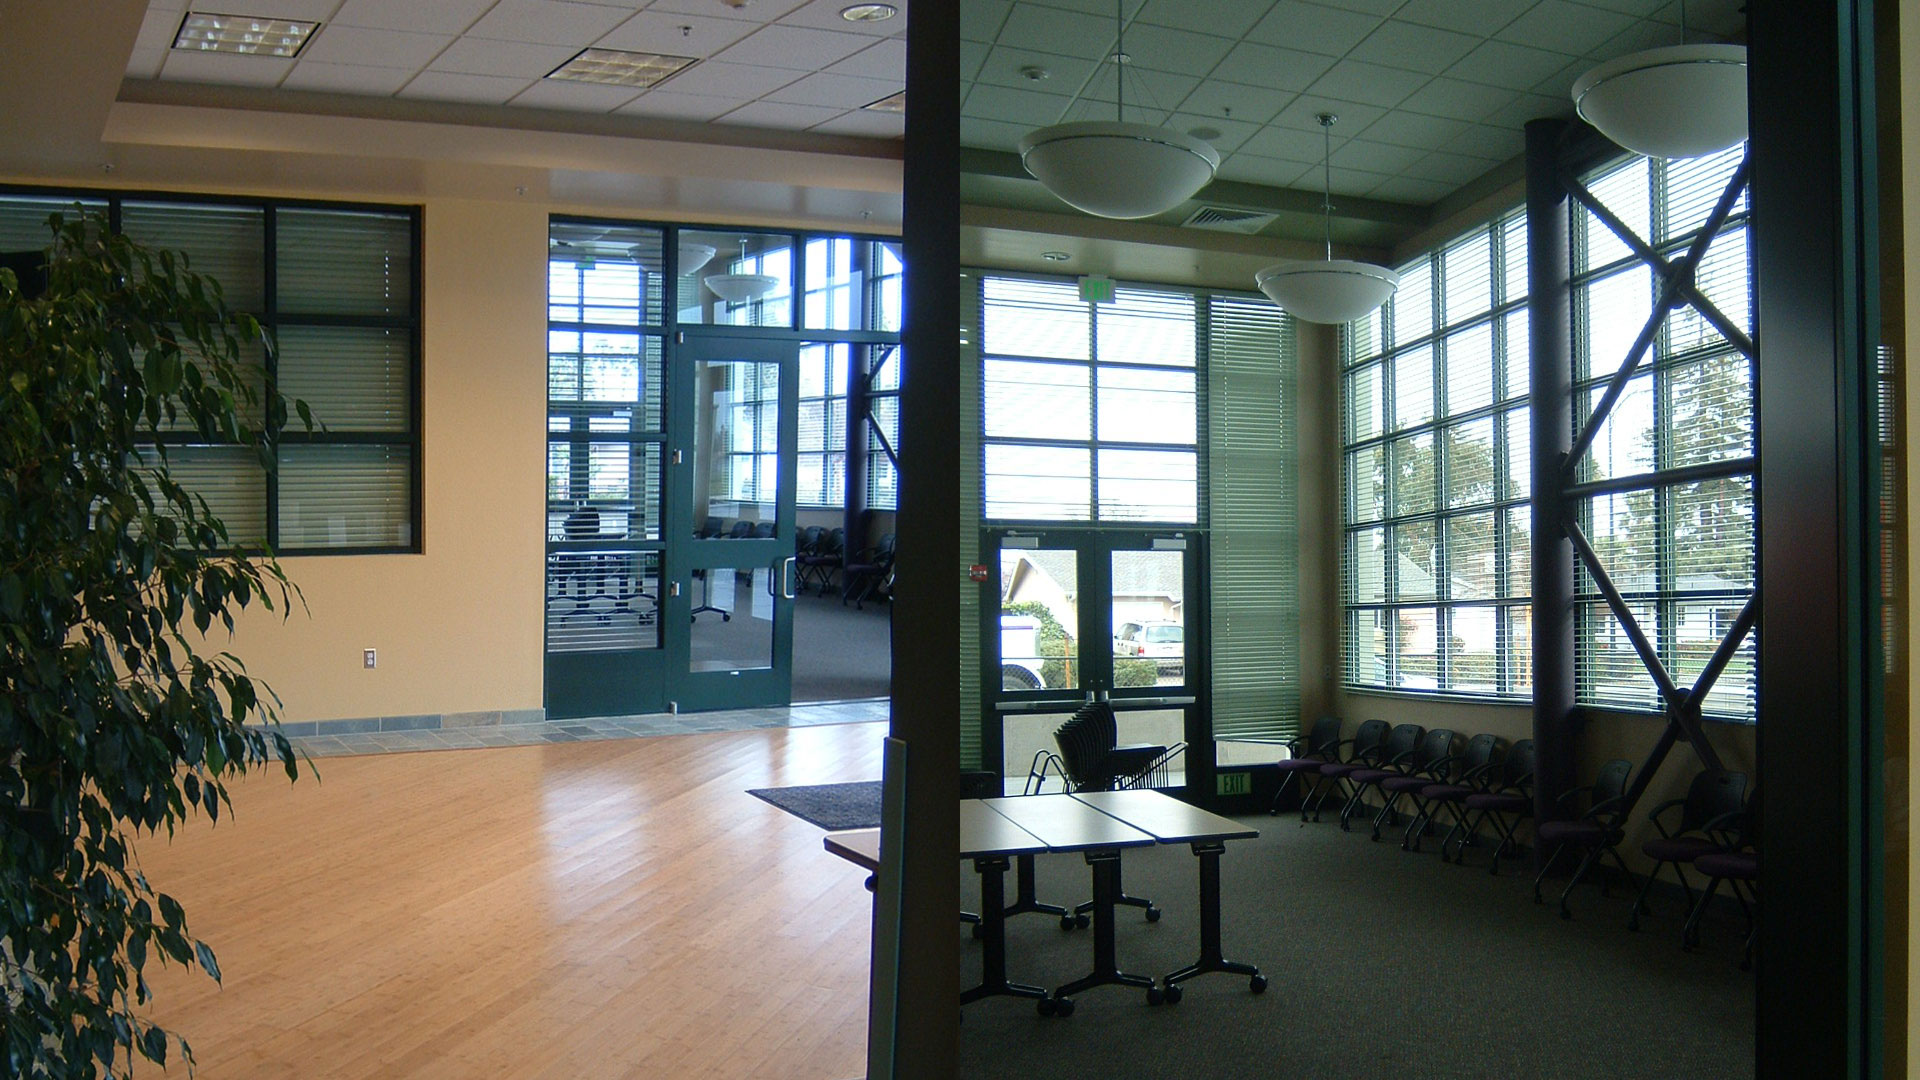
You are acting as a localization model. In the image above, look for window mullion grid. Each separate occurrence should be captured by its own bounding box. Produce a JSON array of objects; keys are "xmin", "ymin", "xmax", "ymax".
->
[
  {"xmin": 261, "ymin": 204, "xmax": 279, "ymax": 550},
  {"xmin": 1085, "ymin": 298, "xmax": 1099, "ymax": 523}
]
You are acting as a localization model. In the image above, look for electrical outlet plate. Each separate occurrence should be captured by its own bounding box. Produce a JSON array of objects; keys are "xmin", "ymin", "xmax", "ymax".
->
[{"xmin": 363, "ymin": 648, "xmax": 377, "ymax": 669}]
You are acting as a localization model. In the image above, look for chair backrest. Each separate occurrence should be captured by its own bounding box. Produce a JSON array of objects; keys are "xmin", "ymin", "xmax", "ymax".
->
[
  {"xmin": 1460, "ymin": 733, "xmax": 1504, "ymax": 778},
  {"xmin": 1412, "ymin": 728, "xmax": 1456, "ymax": 772},
  {"xmin": 1380, "ymin": 723, "xmax": 1425, "ymax": 765},
  {"xmin": 700, "ymin": 515, "xmax": 724, "ymax": 537},
  {"xmin": 797, "ymin": 525, "xmax": 822, "ymax": 554},
  {"xmin": 1680, "ymin": 769, "xmax": 1748, "ymax": 833},
  {"xmin": 1592, "ymin": 759, "xmax": 1634, "ymax": 808},
  {"xmin": 875, "ymin": 532, "xmax": 896, "ymax": 561},
  {"xmin": 727, "ymin": 520, "xmax": 754, "ymax": 538},
  {"xmin": 1304, "ymin": 715, "xmax": 1341, "ymax": 757},
  {"xmin": 823, "ymin": 527, "xmax": 845, "ymax": 555},
  {"xmin": 1504, "ymin": 739, "xmax": 1537, "ymax": 787},
  {"xmin": 1349, "ymin": 719, "xmax": 1391, "ymax": 761},
  {"xmin": 752, "ymin": 521, "xmax": 776, "ymax": 539}
]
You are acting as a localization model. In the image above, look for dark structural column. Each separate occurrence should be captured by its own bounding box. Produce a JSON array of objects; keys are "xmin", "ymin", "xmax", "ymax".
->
[
  {"xmin": 1526, "ymin": 117, "xmax": 1578, "ymax": 840},
  {"xmin": 1750, "ymin": 0, "xmax": 1882, "ymax": 1075},
  {"xmin": 880, "ymin": 2, "xmax": 960, "ymax": 1076}
]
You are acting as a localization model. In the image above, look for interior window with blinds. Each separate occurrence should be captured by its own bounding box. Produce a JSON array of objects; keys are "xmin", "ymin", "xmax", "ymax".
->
[
  {"xmin": 1343, "ymin": 208, "xmax": 1531, "ymax": 698},
  {"xmin": 0, "ymin": 191, "xmax": 421, "ymax": 554},
  {"xmin": 1571, "ymin": 146, "xmax": 1755, "ymax": 721},
  {"xmin": 979, "ymin": 276, "xmax": 1199, "ymax": 525},
  {"xmin": 866, "ymin": 344, "xmax": 901, "ymax": 511}
]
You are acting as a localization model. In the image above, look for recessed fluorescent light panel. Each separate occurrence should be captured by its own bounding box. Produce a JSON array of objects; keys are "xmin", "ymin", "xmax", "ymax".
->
[
  {"xmin": 863, "ymin": 91, "xmax": 906, "ymax": 113},
  {"xmin": 548, "ymin": 48, "xmax": 697, "ymax": 89},
  {"xmin": 172, "ymin": 12, "xmax": 317, "ymax": 57}
]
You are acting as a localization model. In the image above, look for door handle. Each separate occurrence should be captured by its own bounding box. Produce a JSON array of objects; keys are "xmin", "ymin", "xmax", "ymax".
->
[{"xmin": 780, "ymin": 556, "xmax": 797, "ymax": 600}]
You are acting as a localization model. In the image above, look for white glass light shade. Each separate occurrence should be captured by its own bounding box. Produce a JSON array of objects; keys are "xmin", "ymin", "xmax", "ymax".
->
[
  {"xmin": 703, "ymin": 273, "xmax": 779, "ymax": 303},
  {"xmin": 1572, "ymin": 44, "xmax": 1748, "ymax": 160},
  {"xmin": 1254, "ymin": 260, "xmax": 1401, "ymax": 325},
  {"xmin": 631, "ymin": 241, "xmax": 717, "ymax": 276},
  {"xmin": 1018, "ymin": 121, "xmax": 1220, "ymax": 220}
]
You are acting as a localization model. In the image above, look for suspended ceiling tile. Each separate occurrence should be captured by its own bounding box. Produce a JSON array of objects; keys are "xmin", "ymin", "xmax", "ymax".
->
[
  {"xmin": 711, "ymin": 24, "xmax": 877, "ymax": 72},
  {"xmin": 963, "ymin": 82, "xmax": 1076, "ymax": 127},
  {"xmin": 779, "ymin": 0, "xmax": 910, "ymax": 36},
  {"xmin": 1393, "ymin": 0, "xmax": 1538, "ymax": 35},
  {"xmin": 826, "ymin": 35, "xmax": 906, "ymax": 80},
  {"xmin": 1530, "ymin": 56, "xmax": 1592, "ymax": 99},
  {"xmin": 428, "ymin": 38, "xmax": 578, "ymax": 79},
  {"xmin": 1397, "ymin": 77, "xmax": 1516, "ymax": 122},
  {"xmin": 330, "ymin": 0, "xmax": 496, "ymax": 35},
  {"xmin": 159, "ymin": 51, "xmax": 294, "ymax": 87},
  {"xmin": 127, "ymin": 47, "xmax": 167, "ymax": 79},
  {"xmin": 1306, "ymin": 59, "xmax": 1433, "ymax": 109},
  {"xmin": 281, "ymin": 61, "xmax": 416, "ymax": 96},
  {"xmin": 961, "ymin": 115, "xmax": 1035, "ymax": 151},
  {"xmin": 962, "ymin": 0, "xmax": 1015, "ymax": 42},
  {"xmin": 398, "ymin": 70, "xmax": 535, "ymax": 105},
  {"xmin": 972, "ymin": 46, "xmax": 1100, "ymax": 93},
  {"xmin": 1326, "ymin": 165, "xmax": 1392, "ymax": 197},
  {"xmin": 1329, "ymin": 138, "xmax": 1427, "ymax": 175},
  {"xmin": 1349, "ymin": 21, "xmax": 1482, "ymax": 75},
  {"xmin": 645, "ymin": 0, "xmax": 810, "ymax": 19},
  {"xmin": 1355, "ymin": 110, "xmax": 1469, "ymax": 150},
  {"xmin": 134, "ymin": 6, "xmax": 182, "ymax": 51},
  {"xmin": 810, "ymin": 109, "xmax": 907, "ymax": 138},
  {"xmin": 655, "ymin": 59, "xmax": 801, "ymax": 99},
  {"xmin": 1484, "ymin": 91, "xmax": 1570, "ymax": 132},
  {"xmin": 236, "ymin": 0, "xmax": 338, "ymax": 18},
  {"xmin": 1081, "ymin": 69, "xmax": 1203, "ymax": 115},
  {"xmin": 595, "ymin": 11, "xmax": 760, "ymax": 58},
  {"xmin": 765, "ymin": 71, "xmax": 902, "ymax": 110},
  {"xmin": 1575, "ymin": 0, "xmax": 1672, "ymax": 15},
  {"xmin": 1136, "ymin": 0, "xmax": 1273, "ymax": 39},
  {"xmin": 1246, "ymin": 1, "xmax": 1385, "ymax": 57},
  {"xmin": 993, "ymin": 5, "xmax": 1116, "ymax": 59},
  {"xmin": 1119, "ymin": 24, "xmax": 1238, "ymax": 77},
  {"xmin": 1271, "ymin": 94, "xmax": 1386, "ymax": 134},
  {"xmin": 1210, "ymin": 41, "xmax": 1337, "ymax": 92},
  {"xmin": 958, "ymin": 39, "xmax": 989, "ymax": 81},
  {"xmin": 1411, "ymin": 149, "xmax": 1505, "ymax": 185},
  {"xmin": 1497, "ymin": 1, "xmax": 1636, "ymax": 54},
  {"xmin": 510, "ymin": 78, "xmax": 645, "ymax": 112},
  {"xmin": 303, "ymin": 25, "xmax": 453, "ymax": 69},
  {"xmin": 465, "ymin": 0, "xmax": 632, "ymax": 48},
  {"xmin": 1215, "ymin": 152, "xmax": 1313, "ymax": 187},
  {"xmin": 1166, "ymin": 111, "xmax": 1263, "ymax": 153},
  {"xmin": 614, "ymin": 90, "xmax": 741, "ymax": 122},
  {"xmin": 1589, "ymin": 19, "xmax": 1679, "ymax": 59},
  {"xmin": 1176, "ymin": 78, "xmax": 1294, "ymax": 127},
  {"xmin": 1445, "ymin": 123, "xmax": 1527, "ymax": 161},
  {"xmin": 1446, "ymin": 40, "xmax": 1577, "ymax": 90},
  {"xmin": 1239, "ymin": 124, "xmax": 1332, "ymax": 162},
  {"xmin": 1016, "ymin": 0, "xmax": 1124, "ymax": 16},
  {"xmin": 1368, "ymin": 174, "xmax": 1456, "ymax": 204},
  {"xmin": 717, "ymin": 100, "xmax": 847, "ymax": 130}
]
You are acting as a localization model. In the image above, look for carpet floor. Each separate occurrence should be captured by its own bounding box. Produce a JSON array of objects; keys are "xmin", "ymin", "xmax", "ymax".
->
[
  {"xmin": 747, "ymin": 779, "xmax": 884, "ymax": 830},
  {"xmin": 957, "ymin": 812, "xmax": 1754, "ymax": 1080}
]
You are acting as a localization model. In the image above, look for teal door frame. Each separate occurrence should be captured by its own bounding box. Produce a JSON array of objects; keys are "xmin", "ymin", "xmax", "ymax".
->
[{"xmin": 666, "ymin": 332, "xmax": 800, "ymax": 712}]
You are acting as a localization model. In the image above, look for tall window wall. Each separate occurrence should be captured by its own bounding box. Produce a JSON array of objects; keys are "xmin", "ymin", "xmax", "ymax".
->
[
  {"xmin": 1569, "ymin": 146, "xmax": 1755, "ymax": 720},
  {"xmin": 1343, "ymin": 209, "xmax": 1532, "ymax": 697},
  {"xmin": 0, "ymin": 189, "xmax": 420, "ymax": 554}
]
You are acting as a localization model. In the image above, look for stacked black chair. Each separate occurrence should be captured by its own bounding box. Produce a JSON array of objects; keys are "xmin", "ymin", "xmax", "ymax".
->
[
  {"xmin": 1336, "ymin": 723, "xmax": 1424, "ymax": 832},
  {"xmin": 1268, "ymin": 715, "xmax": 1342, "ymax": 817},
  {"xmin": 1365, "ymin": 728, "xmax": 1456, "ymax": 842},
  {"xmin": 726, "ymin": 520, "xmax": 754, "ymax": 539},
  {"xmin": 1626, "ymin": 768, "xmax": 1747, "ymax": 932},
  {"xmin": 1451, "ymin": 738, "xmax": 1536, "ymax": 871},
  {"xmin": 751, "ymin": 521, "xmax": 776, "ymax": 538},
  {"xmin": 796, "ymin": 525, "xmax": 823, "ymax": 561},
  {"xmin": 1683, "ymin": 788, "xmax": 1759, "ymax": 968},
  {"xmin": 841, "ymin": 532, "xmax": 895, "ymax": 609},
  {"xmin": 797, "ymin": 526, "xmax": 844, "ymax": 595},
  {"xmin": 1050, "ymin": 702, "xmax": 1185, "ymax": 927},
  {"xmin": 1404, "ymin": 733, "xmax": 1504, "ymax": 853},
  {"xmin": 1532, "ymin": 758, "xmax": 1636, "ymax": 920},
  {"xmin": 696, "ymin": 515, "xmax": 726, "ymax": 538},
  {"xmin": 1302, "ymin": 719, "xmax": 1390, "ymax": 824}
]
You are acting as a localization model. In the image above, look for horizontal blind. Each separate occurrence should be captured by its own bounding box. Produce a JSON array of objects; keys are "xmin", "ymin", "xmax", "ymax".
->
[
  {"xmin": 548, "ymin": 222, "xmax": 663, "ymax": 327},
  {"xmin": 276, "ymin": 208, "xmax": 411, "ymax": 317},
  {"xmin": 136, "ymin": 446, "xmax": 268, "ymax": 547},
  {"xmin": 0, "ymin": 195, "xmax": 105, "ymax": 252},
  {"xmin": 120, "ymin": 202, "xmax": 265, "ymax": 313},
  {"xmin": 276, "ymin": 326, "xmax": 409, "ymax": 432},
  {"xmin": 278, "ymin": 444, "xmax": 412, "ymax": 549},
  {"xmin": 1208, "ymin": 296, "xmax": 1298, "ymax": 742},
  {"xmin": 958, "ymin": 277, "xmax": 984, "ymax": 770}
]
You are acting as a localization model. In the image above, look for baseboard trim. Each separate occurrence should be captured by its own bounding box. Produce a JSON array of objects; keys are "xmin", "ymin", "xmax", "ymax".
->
[{"xmin": 250, "ymin": 708, "xmax": 547, "ymax": 739}]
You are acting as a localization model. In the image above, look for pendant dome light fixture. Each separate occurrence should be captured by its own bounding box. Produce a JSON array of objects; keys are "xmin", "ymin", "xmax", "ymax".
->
[
  {"xmin": 1571, "ymin": 0, "xmax": 1746, "ymax": 160},
  {"xmin": 1255, "ymin": 114, "xmax": 1400, "ymax": 325},
  {"xmin": 703, "ymin": 238, "xmax": 778, "ymax": 304},
  {"xmin": 1017, "ymin": 0, "xmax": 1218, "ymax": 220}
]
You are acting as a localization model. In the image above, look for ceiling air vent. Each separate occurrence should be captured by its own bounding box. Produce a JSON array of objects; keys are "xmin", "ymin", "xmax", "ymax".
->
[{"xmin": 1181, "ymin": 206, "xmax": 1278, "ymax": 235}]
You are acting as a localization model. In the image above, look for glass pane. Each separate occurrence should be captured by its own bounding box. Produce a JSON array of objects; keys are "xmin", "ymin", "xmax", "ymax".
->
[
  {"xmin": 1347, "ymin": 526, "xmax": 1386, "ymax": 604},
  {"xmin": 142, "ymin": 445, "xmax": 266, "ymax": 545},
  {"xmin": 1111, "ymin": 550, "xmax": 1185, "ymax": 687},
  {"xmin": 1447, "ymin": 606, "xmax": 1498, "ymax": 693},
  {"xmin": 1577, "ymin": 599, "xmax": 1661, "ymax": 711},
  {"xmin": 1393, "ymin": 606, "xmax": 1438, "ymax": 689},
  {"xmin": 1578, "ymin": 263, "xmax": 1653, "ymax": 383},
  {"xmin": 1662, "ymin": 146, "xmax": 1747, "ymax": 242},
  {"xmin": 1346, "ymin": 306, "xmax": 1383, "ymax": 361},
  {"xmin": 1674, "ymin": 600, "xmax": 1756, "ymax": 719},
  {"xmin": 1346, "ymin": 361, "xmax": 1385, "ymax": 442},
  {"xmin": 1004, "ymin": 711, "xmax": 1078, "ymax": 792},
  {"xmin": 1667, "ymin": 226, "xmax": 1750, "ymax": 356},
  {"xmin": 121, "ymin": 202, "xmax": 265, "ymax": 313},
  {"xmin": 1114, "ymin": 707, "xmax": 1187, "ymax": 788},
  {"xmin": 1501, "ymin": 309, "xmax": 1529, "ymax": 400},
  {"xmin": 678, "ymin": 230, "xmax": 793, "ymax": 328},
  {"xmin": 1392, "ymin": 519, "xmax": 1438, "ymax": 602},
  {"xmin": 1389, "ymin": 431, "xmax": 1435, "ymax": 517},
  {"xmin": 1347, "ymin": 444, "xmax": 1386, "ymax": 523},
  {"xmin": 1443, "ymin": 322, "xmax": 1494, "ymax": 416},
  {"xmin": 1096, "ymin": 288, "xmax": 1196, "ymax": 367},
  {"xmin": 1000, "ymin": 545, "xmax": 1079, "ymax": 691},
  {"xmin": 1447, "ymin": 511, "xmax": 1497, "ymax": 600},
  {"xmin": 1581, "ymin": 157, "xmax": 1650, "ymax": 272},
  {"xmin": 548, "ymin": 333, "xmax": 663, "ymax": 432},
  {"xmin": 276, "ymin": 208, "xmax": 411, "ymax": 317},
  {"xmin": 546, "ymin": 441, "xmax": 661, "ymax": 542},
  {"xmin": 1503, "ymin": 604, "xmax": 1533, "ymax": 694},
  {"xmin": 1580, "ymin": 372, "xmax": 1655, "ymax": 481},
  {"xmin": 549, "ymin": 221, "xmax": 664, "ymax": 326},
  {"xmin": 276, "ymin": 326, "xmax": 409, "ymax": 433},
  {"xmin": 984, "ymin": 444, "xmax": 1089, "ymax": 521},
  {"xmin": 1502, "ymin": 213, "xmax": 1528, "ymax": 304},
  {"xmin": 277, "ymin": 443, "xmax": 410, "ymax": 549},
  {"xmin": 1671, "ymin": 476, "xmax": 1754, "ymax": 590},
  {"xmin": 1503, "ymin": 406, "xmax": 1532, "ymax": 501},
  {"xmin": 866, "ymin": 241, "xmax": 903, "ymax": 333},
  {"xmin": 1441, "ymin": 228, "xmax": 1492, "ymax": 327},
  {"xmin": 983, "ymin": 359, "xmax": 1090, "ymax": 440},
  {"xmin": 803, "ymin": 236, "xmax": 860, "ymax": 330},
  {"xmin": 1347, "ymin": 608, "xmax": 1390, "ymax": 686},
  {"xmin": 1096, "ymin": 367, "xmax": 1195, "ymax": 445},
  {"xmin": 1096, "ymin": 448, "xmax": 1196, "ymax": 523},
  {"xmin": 1444, "ymin": 417, "xmax": 1496, "ymax": 509},
  {"xmin": 688, "ymin": 563, "xmax": 776, "ymax": 671},
  {"xmin": 693, "ymin": 359, "xmax": 779, "ymax": 530},
  {"xmin": 1503, "ymin": 506, "xmax": 1533, "ymax": 599},
  {"xmin": 1666, "ymin": 351, "xmax": 1753, "ymax": 467},
  {"xmin": 1579, "ymin": 490, "xmax": 1657, "ymax": 597},
  {"xmin": 546, "ymin": 550, "xmax": 660, "ymax": 653},
  {"xmin": 0, "ymin": 194, "xmax": 106, "ymax": 251},
  {"xmin": 982, "ymin": 277, "xmax": 1089, "ymax": 360},
  {"xmin": 1392, "ymin": 345, "xmax": 1434, "ymax": 430},
  {"xmin": 1391, "ymin": 259, "xmax": 1433, "ymax": 345}
]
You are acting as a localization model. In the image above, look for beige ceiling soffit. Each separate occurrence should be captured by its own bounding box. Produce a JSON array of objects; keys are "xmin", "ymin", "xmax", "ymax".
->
[
  {"xmin": 0, "ymin": 2, "xmax": 144, "ymax": 166},
  {"xmin": 961, "ymin": 204, "xmax": 1378, "ymax": 264},
  {"xmin": 104, "ymin": 101, "xmax": 903, "ymax": 195},
  {"xmin": 1392, "ymin": 157, "xmax": 1529, "ymax": 264},
  {"xmin": 959, "ymin": 146, "xmax": 1427, "ymax": 229},
  {"xmin": 119, "ymin": 79, "xmax": 902, "ymax": 162}
]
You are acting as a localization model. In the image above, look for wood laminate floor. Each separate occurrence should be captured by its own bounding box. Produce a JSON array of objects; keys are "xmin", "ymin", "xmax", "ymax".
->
[{"xmin": 136, "ymin": 721, "xmax": 886, "ymax": 1079}]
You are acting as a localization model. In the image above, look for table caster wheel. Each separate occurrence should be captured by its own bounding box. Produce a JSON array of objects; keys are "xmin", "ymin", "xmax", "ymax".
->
[
  {"xmin": 1144, "ymin": 906, "xmax": 1161, "ymax": 923},
  {"xmin": 1037, "ymin": 997, "xmax": 1057, "ymax": 1017},
  {"xmin": 1163, "ymin": 983, "xmax": 1183, "ymax": 1004},
  {"xmin": 1055, "ymin": 997, "xmax": 1074, "ymax": 1017},
  {"xmin": 720, "ymin": 613, "xmax": 731, "ymax": 622},
  {"xmin": 1075, "ymin": 913, "xmax": 1090, "ymax": 929},
  {"xmin": 1060, "ymin": 915, "xmax": 1076, "ymax": 931},
  {"xmin": 1249, "ymin": 974, "xmax": 1268, "ymax": 994},
  {"xmin": 970, "ymin": 922, "xmax": 984, "ymax": 939},
  {"xmin": 1146, "ymin": 986, "xmax": 1164, "ymax": 1006}
]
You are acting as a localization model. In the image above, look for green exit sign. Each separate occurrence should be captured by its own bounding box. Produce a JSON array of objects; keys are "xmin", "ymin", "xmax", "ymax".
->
[
  {"xmin": 1078, "ymin": 274, "xmax": 1115, "ymax": 304},
  {"xmin": 1217, "ymin": 771, "xmax": 1252, "ymax": 796}
]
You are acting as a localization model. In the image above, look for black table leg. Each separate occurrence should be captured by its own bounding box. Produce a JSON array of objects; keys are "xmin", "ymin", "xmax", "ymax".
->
[
  {"xmin": 1071, "ymin": 857, "xmax": 1158, "ymax": 926},
  {"xmin": 960, "ymin": 855, "xmax": 1047, "ymax": 1006},
  {"xmin": 1002, "ymin": 853, "xmax": 1071, "ymax": 927},
  {"xmin": 1162, "ymin": 841, "xmax": 1265, "ymax": 1000},
  {"xmin": 1042, "ymin": 849, "xmax": 1157, "ymax": 1016}
]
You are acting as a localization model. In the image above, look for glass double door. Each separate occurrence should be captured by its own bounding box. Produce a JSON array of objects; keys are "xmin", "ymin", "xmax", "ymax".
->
[{"xmin": 985, "ymin": 528, "xmax": 1202, "ymax": 794}]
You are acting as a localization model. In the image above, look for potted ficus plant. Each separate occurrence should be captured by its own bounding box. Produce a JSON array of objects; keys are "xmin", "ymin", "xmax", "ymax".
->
[{"xmin": 1, "ymin": 210, "xmax": 306, "ymax": 1077}]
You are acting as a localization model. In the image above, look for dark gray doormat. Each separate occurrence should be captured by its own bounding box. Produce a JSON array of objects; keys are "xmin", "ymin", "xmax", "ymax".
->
[{"xmin": 747, "ymin": 780, "xmax": 883, "ymax": 830}]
